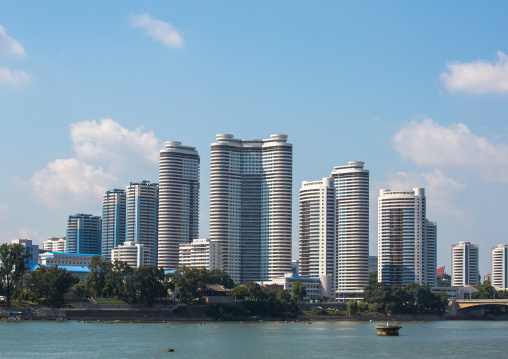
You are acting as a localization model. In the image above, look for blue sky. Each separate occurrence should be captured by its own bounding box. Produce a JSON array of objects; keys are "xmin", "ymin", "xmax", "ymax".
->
[{"xmin": 1, "ymin": 1, "xmax": 508, "ymax": 277}]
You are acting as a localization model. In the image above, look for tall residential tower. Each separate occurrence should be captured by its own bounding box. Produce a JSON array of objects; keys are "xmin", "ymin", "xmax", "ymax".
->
[
  {"xmin": 66, "ymin": 213, "xmax": 102, "ymax": 255},
  {"xmin": 158, "ymin": 141, "xmax": 200, "ymax": 269},
  {"xmin": 101, "ymin": 189, "xmax": 126, "ymax": 260},
  {"xmin": 451, "ymin": 241, "xmax": 479, "ymax": 286},
  {"xmin": 331, "ymin": 161, "xmax": 369, "ymax": 298},
  {"xmin": 378, "ymin": 188, "xmax": 436, "ymax": 286},
  {"xmin": 491, "ymin": 244, "xmax": 508, "ymax": 290},
  {"xmin": 210, "ymin": 134, "xmax": 292, "ymax": 284},
  {"xmin": 126, "ymin": 180, "xmax": 158, "ymax": 266}
]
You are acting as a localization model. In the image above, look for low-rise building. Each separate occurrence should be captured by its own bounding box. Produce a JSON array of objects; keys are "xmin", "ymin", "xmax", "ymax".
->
[
  {"xmin": 111, "ymin": 241, "xmax": 151, "ymax": 269},
  {"xmin": 43, "ymin": 237, "xmax": 66, "ymax": 252},
  {"xmin": 178, "ymin": 238, "xmax": 222, "ymax": 270},
  {"xmin": 11, "ymin": 239, "xmax": 39, "ymax": 265},
  {"xmin": 29, "ymin": 264, "xmax": 90, "ymax": 281},
  {"xmin": 39, "ymin": 252, "xmax": 96, "ymax": 267},
  {"xmin": 431, "ymin": 286, "xmax": 477, "ymax": 301},
  {"xmin": 268, "ymin": 274, "xmax": 333, "ymax": 300}
]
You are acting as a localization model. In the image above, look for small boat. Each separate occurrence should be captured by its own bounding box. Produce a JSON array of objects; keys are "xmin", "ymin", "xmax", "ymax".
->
[
  {"xmin": 167, "ymin": 348, "xmax": 175, "ymax": 352},
  {"xmin": 375, "ymin": 323, "xmax": 402, "ymax": 336}
]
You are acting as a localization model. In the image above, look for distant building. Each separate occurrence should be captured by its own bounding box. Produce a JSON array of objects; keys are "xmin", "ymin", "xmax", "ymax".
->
[
  {"xmin": 491, "ymin": 244, "xmax": 508, "ymax": 290},
  {"xmin": 158, "ymin": 141, "xmax": 200, "ymax": 270},
  {"xmin": 331, "ymin": 162, "xmax": 370, "ymax": 299},
  {"xmin": 210, "ymin": 134, "xmax": 292, "ymax": 284},
  {"xmin": 451, "ymin": 242, "xmax": 479, "ymax": 286},
  {"xmin": 101, "ymin": 189, "xmax": 126, "ymax": 261},
  {"xmin": 299, "ymin": 178, "xmax": 335, "ymax": 294},
  {"xmin": 178, "ymin": 238, "xmax": 222, "ymax": 270},
  {"xmin": 291, "ymin": 260, "xmax": 299, "ymax": 277},
  {"xmin": 126, "ymin": 181, "xmax": 158, "ymax": 266},
  {"xmin": 369, "ymin": 256, "xmax": 378, "ymax": 272},
  {"xmin": 484, "ymin": 273, "xmax": 491, "ymax": 283},
  {"xmin": 39, "ymin": 252, "xmax": 96, "ymax": 267},
  {"xmin": 431, "ymin": 286, "xmax": 477, "ymax": 301},
  {"xmin": 378, "ymin": 188, "xmax": 436, "ymax": 286},
  {"xmin": 269, "ymin": 273, "xmax": 333, "ymax": 300},
  {"xmin": 437, "ymin": 266, "xmax": 445, "ymax": 278},
  {"xmin": 66, "ymin": 214, "xmax": 102, "ymax": 255},
  {"xmin": 29, "ymin": 264, "xmax": 90, "ymax": 281},
  {"xmin": 43, "ymin": 237, "xmax": 66, "ymax": 252},
  {"xmin": 11, "ymin": 239, "xmax": 39, "ymax": 265},
  {"xmin": 111, "ymin": 241, "xmax": 151, "ymax": 269}
]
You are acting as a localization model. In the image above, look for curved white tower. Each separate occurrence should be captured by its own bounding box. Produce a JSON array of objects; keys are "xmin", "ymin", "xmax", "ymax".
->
[
  {"xmin": 331, "ymin": 162, "xmax": 369, "ymax": 298},
  {"xmin": 210, "ymin": 134, "xmax": 292, "ymax": 284},
  {"xmin": 158, "ymin": 142, "xmax": 200, "ymax": 270}
]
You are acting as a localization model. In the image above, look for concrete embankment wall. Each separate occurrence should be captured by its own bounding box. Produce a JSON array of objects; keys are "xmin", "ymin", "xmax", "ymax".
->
[{"xmin": 35, "ymin": 305, "xmax": 209, "ymax": 321}]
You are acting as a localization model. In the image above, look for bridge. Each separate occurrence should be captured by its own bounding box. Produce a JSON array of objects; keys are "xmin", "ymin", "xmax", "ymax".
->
[{"xmin": 448, "ymin": 299, "xmax": 508, "ymax": 317}]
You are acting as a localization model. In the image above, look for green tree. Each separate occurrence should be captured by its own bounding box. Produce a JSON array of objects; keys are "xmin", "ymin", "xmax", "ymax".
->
[
  {"xmin": 471, "ymin": 281, "xmax": 496, "ymax": 299},
  {"xmin": 347, "ymin": 299, "xmax": 359, "ymax": 316},
  {"xmin": 291, "ymin": 281, "xmax": 307, "ymax": 302},
  {"xmin": 0, "ymin": 243, "xmax": 28, "ymax": 306},
  {"xmin": 368, "ymin": 271, "xmax": 378, "ymax": 285},
  {"xmin": 135, "ymin": 266, "xmax": 167, "ymax": 305},
  {"xmin": 84, "ymin": 256, "xmax": 113, "ymax": 297},
  {"xmin": 243, "ymin": 281, "xmax": 267, "ymax": 301},
  {"xmin": 232, "ymin": 285, "xmax": 249, "ymax": 300}
]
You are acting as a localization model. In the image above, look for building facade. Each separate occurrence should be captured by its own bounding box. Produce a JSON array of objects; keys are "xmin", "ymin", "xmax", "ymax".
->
[
  {"xmin": 66, "ymin": 214, "xmax": 102, "ymax": 255},
  {"xmin": 451, "ymin": 241, "xmax": 479, "ymax": 286},
  {"xmin": 426, "ymin": 220, "xmax": 437, "ymax": 287},
  {"xmin": 43, "ymin": 237, "xmax": 66, "ymax": 252},
  {"xmin": 11, "ymin": 239, "xmax": 39, "ymax": 265},
  {"xmin": 101, "ymin": 189, "xmax": 126, "ymax": 261},
  {"xmin": 491, "ymin": 244, "xmax": 508, "ymax": 290},
  {"xmin": 158, "ymin": 141, "xmax": 200, "ymax": 270},
  {"xmin": 178, "ymin": 238, "xmax": 223, "ymax": 270},
  {"xmin": 331, "ymin": 161, "xmax": 369, "ymax": 298},
  {"xmin": 210, "ymin": 134, "xmax": 292, "ymax": 284},
  {"xmin": 126, "ymin": 181, "xmax": 158, "ymax": 266},
  {"xmin": 378, "ymin": 188, "xmax": 436, "ymax": 286},
  {"xmin": 39, "ymin": 252, "xmax": 96, "ymax": 267},
  {"xmin": 298, "ymin": 178, "xmax": 335, "ymax": 292},
  {"xmin": 111, "ymin": 241, "xmax": 151, "ymax": 269}
]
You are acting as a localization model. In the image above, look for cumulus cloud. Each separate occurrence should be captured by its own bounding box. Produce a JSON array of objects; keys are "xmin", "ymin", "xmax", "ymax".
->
[
  {"xmin": 393, "ymin": 118, "xmax": 508, "ymax": 182},
  {"xmin": 440, "ymin": 51, "xmax": 508, "ymax": 94},
  {"xmin": 28, "ymin": 119, "xmax": 162, "ymax": 209},
  {"xmin": 71, "ymin": 119, "xmax": 161, "ymax": 175},
  {"xmin": 129, "ymin": 13, "xmax": 183, "ymax": 49},
  {"xmin": 30, "ymin": 158, "xmax": 119, "ymax": 209},
  {"xmin": 373, "ymin": 169, "xmax": 474, "ymax": 229},
  {"xmin": 0, "ymin": 66, "xmax": 30, "ymax": 87},
  {"xmin": 0, "ymin": 25, "xmax": 26, "ymax": 57},
  {"xmin": 0, "ymin": 203, "xmax": 8, "ymax": 221}
]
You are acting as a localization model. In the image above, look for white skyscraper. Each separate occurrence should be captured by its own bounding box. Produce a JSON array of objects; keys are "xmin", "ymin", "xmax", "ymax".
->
[
  {"xmin": 126, "ymin": 180, "xmax": 158, "ymax": 266},
  {"xmin": 331, "ymin": 161, "xmax": 369, "ymax": 298},
  {"xmin": 491, "ymin": 244, "xmax": 508, "ymax": 290},
  {"xmin": 378, "ymin": 188, "xmax": 436, "ymax": 286},
  {"xmin": 210, "ymin": 134, "xmax": 292, "ymax": 284},
  {"xmin": 298, "ymin": 178, "xmax": 335, "ymax": 286},
  {"xmin": 101, "ymin": 189, "xmax": 126, "ymax": 261},
  {"xmin": 451, "ymin": 241, "xmax": 479, "ymax": 287},
  {"xmin": 158, "ymin": 141, "xmax": 200, "ymax": 270}
]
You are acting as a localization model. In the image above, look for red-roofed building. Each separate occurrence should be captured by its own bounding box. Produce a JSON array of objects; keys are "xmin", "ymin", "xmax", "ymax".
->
[{"xmin": 437, "ymin": 266, "xmax": 445, "ymax": 277}]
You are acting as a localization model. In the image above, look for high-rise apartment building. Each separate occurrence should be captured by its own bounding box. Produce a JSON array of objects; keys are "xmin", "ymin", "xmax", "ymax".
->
[
  {"xmin": 11, "ymin": 239, "xmax": 39, "ymax": 265},
  {"xmin": 491, "ymin": 244, "xmax": 508, "ymax": 289},
  {"xmin": 425, "ymin": 220, "xmax": 437, "ymax": 287},
  {"xmin": 158, "ymin": 141, "xmax": 200, "ymax": 270},
  {"xmin": 126, "ymin": 181, "xmax": 158, "ymax": 266},
  {"xmin": 178, "ymin": 238, "xmax": 223, "ymax": 270},
  {"xmin": 451, "ymin": 241, "xmax": 479, "ymax": 286},
  {"xmin": 210, "ymin": 134, "xmax": 292, "ymax": 284},
  {"xmin": 378, "ymin": 188, "xmax": 436, "ymax": 286},
  {"xmin": 66, "ymin": 214, "xmax": 102, "ymax": 254},
  {"xmin": 111, "ymin": 241, "xmax": 151, "ymax": 269},
  {"xmin": 298, "ymin": 178, "xmax": 335, "ymax": 287},
  {"xmin": 331, "ymin": 161, "xmax": 369, "ymax": 298},
  {"xmin": 101, "ymin": 189, "xmax": 126, "ymax": 261}
]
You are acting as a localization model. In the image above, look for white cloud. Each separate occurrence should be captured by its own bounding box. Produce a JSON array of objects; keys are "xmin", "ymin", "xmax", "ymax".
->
[
  {"xmin": 0, "ymin": 25, "xmax": 26, "ymax": 57},
  {"xmin": 392, "ymin": 118, "xmax": 508, "ymax": 182},
  {"xmin": 0, "ymin": 66, "xmax": 30, "ymax": 87},
  {"xmin": 71, "ymin": 118, "xmax": 161, "ymax": 176},
  {"xmin": 440, "ymin": 51, "xmax": 508, "ymax": 94},
  {"xmin": 30, "ymin": 158, "xmax": 119, "ymax": 209},
  {"xmin": 129, "ymin": 13, "xmax": 183, "ymax": 49},
  {"xmin": 373, "ymin": 169, "xmax": 473, "ymax": 229}
]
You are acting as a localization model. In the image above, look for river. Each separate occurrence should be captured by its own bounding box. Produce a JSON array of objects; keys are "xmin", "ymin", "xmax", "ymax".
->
[{"xmin": 1, "ymin": 320, "xmax": 506, "ymax": 358}]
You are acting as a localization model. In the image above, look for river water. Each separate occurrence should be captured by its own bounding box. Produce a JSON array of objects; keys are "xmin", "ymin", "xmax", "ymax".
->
[{"xmin": 1, "ymin": 320, "xmax": 506, "ymax": 358}]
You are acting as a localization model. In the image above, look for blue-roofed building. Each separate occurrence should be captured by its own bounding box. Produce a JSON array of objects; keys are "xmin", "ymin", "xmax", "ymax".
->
[
  {"xmin": 39, "ymin": 252, "xmax": 97, "ymax": 268},
  {"xmin": 29, "ymin": 264, "xmax": 91, "ymax": 281}
]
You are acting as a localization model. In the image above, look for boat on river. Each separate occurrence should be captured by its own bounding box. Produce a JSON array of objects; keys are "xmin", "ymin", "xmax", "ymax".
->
[{"xmin": 375, "ymin": 323, "xmax": 402, "ymax": 336}]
